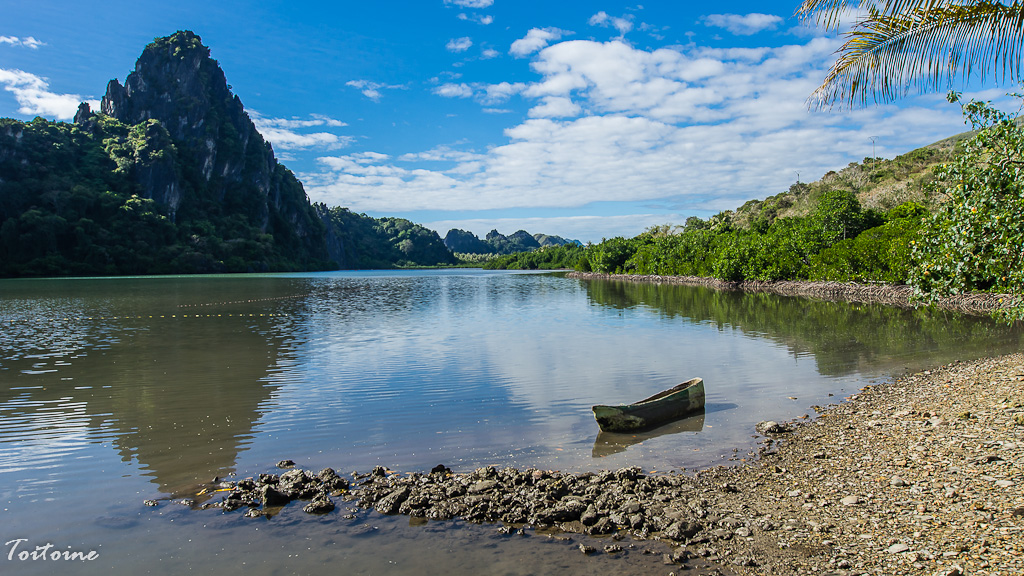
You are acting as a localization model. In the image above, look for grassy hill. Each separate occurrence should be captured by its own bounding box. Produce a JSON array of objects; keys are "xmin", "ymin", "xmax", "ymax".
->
[{"xmin": 729, "ymin": 131, "xmax": 973, "ymax": 230}]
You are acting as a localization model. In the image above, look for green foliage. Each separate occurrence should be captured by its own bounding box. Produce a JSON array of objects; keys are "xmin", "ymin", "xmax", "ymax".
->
[
  {"xmin": 483, "ymin": 244, "xmax": 585, "ymax": 270},
  {"xmin": 577, "ymin": 193, "xmax": 919, "ymax": 283},
  {"xmin": 0, "ymin": 115, "xmax": 332, "ymax": 276},
  {"xmin": 809, "ymin": 203, "xmax": 926, "ymax": 283},
  {"xmin": 910, "ymin": 94, "xmax": 1024, "ymax": 320},
  {"xmin": 318, "ymin": 206, "xmax": 456, "ymax": 268}
]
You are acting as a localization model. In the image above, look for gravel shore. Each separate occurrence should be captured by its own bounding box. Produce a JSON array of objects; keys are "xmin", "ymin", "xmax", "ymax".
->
[
  {"xmin": 711, "ymin": 353, "xmax": 1024, "ymax": 576},
  {"xmin": 188, "ymin": 354, "xmax": 1023, "ymax": 575}
]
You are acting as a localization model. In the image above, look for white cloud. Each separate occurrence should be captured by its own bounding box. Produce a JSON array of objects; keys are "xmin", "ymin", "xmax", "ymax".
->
[
  {"xmin": 345, "ymin": 80, "xmax": 405, "ymax": 101},
  {"xmin": 433, "ymin": 83, "xmax": 474, "ymax": 98},
  {"xmin": 249, "ymin": 111, "xmax": 352, "ymax": 150},
  {"xmin": 304, "ymin": 35, "xmax": 970, "ymax": 240},
  {"xmin": 0, "ymin": 68, "xmax": 95, "ymax": 120},
  {"xmin": 703, "ymin": 13, "xmax": 784, "ymax": 36},
  {"xmin": 445, "ymin": 0, "xmax": 494, "ymax": 7},
  {"xmin": 0, "ymin": 36, "xmax": 44, "ymax": 49},
  {"xmin": 481, "ymin": 48, "xmax": 500, "ymax": 59},
  {"xmin": 458, "ymin": 13, "xmax": 494, "ymax": 25},
  {"xmin": 482, "ymin": 81, "xmax": 526, "ymax": 104},
  {"xmin": 527, "ymin": 96, "xmax": 581, "ymax": 118},
  {"xmin": 589, "ymin": 11, "xmax": 634, "ymax": 36},
  {"xmin": 510, "ymin": 28, "xmax": 566, "ymax": 58},
  {"xmin": 446, "ymin": 37, "xmax": 473, "ymax": 53}
]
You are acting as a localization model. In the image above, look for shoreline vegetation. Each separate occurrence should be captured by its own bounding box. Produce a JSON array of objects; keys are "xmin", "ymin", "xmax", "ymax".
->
[
  {"xmin": 566, "ymin": 271, "xmax": 1019, "ymax": 317},
  {"xmin": 183, "ymin": 353, "xmax": 1024, "ymax": 575}
]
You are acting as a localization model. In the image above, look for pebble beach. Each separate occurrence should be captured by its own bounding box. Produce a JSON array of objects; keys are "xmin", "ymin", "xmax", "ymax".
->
[{"xmin": 712, "ymin": 353, "xmax": 1024, "ymax": 576}]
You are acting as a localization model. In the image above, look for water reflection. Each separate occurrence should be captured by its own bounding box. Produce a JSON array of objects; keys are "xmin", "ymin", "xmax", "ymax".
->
[
  {"xmin": 4, "ymin": 271, "xmax": 1023, "ymax": 499},
  {"xmin": 0, "ymin": 277, "xmax": 303, "ymax": 494},
  {"xmin": 592, "ymin": 409, "xmax": 706, "ymax": 458},
  {"xmin": 3, "ymin": 270, "xmax": 1024, "ymax": 576},
  {"xmin": 579, "ymin": 278, "xmax": 1024, "ymax": 376}
]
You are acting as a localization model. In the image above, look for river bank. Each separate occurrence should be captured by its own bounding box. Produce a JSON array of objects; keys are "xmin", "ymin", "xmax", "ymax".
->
[
  {"xmin": 564, "ymin": 272, "xmax": 1018, "ymax": 316},
  {"xmin": 183, "ymin": 354, "xmax": 1024, "ymax": 575}
]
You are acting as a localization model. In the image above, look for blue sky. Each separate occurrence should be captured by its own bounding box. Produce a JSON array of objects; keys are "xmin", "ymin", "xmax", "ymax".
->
[{"xmin": 0, "ymin": 1, "xmax": 1007, "ymax": 243}]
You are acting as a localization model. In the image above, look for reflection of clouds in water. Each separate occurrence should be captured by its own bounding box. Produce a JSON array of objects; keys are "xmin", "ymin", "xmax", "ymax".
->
[
  {"xmin": 251, "ymin": 271, "xmax": 856, "ymax": 473},
  {"xmin": 473, "ymin": 309, "xmax": 841, "ymax": 470}
]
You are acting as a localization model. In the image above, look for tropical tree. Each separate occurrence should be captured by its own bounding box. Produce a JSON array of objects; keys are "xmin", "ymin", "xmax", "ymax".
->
[
  {"xmin": 798, "ymin": 0, "xmax": 1024, "ymax": 107},
  {"xmin": 909, "ymin": 95, "xmax": 1024, "ymax": 320}
]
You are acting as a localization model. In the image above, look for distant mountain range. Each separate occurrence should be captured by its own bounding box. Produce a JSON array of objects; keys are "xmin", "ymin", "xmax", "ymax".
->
[{"xmin": 444, "ymin": 228, "xmax": 581, "ymax": 255}]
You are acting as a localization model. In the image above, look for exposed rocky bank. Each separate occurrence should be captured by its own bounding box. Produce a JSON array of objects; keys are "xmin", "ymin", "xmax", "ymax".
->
[
  {"xmin": 167, "ymin": 354, "xmax": 1024, "ymax": 575},
  {"xmin": 565, "ymin": 272, "xmax": 1018, "ymax": 317}
]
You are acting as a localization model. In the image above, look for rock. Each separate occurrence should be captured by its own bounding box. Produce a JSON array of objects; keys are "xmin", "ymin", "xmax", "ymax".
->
[
  {"xmin": 663, "ymin": 520, "xmax": 701, "ymax": 541},
  {"xmin": 840, "ymin": 495, "xmax": 860, "ymax": 506},
  {"xmin": 316, "ymin": 468, "xmax": 349, "ymax": 491},
  {"xmin": 375, "ymin": 487, "xmax": 410, "ymax": 515},
  {"xmin": 580, "ymin": 504, "xmax": 600, "ymax": 526},
  {"xmin": 887, "ymin": 543, "xmax": 910, "ymax": 554},
  {"xmin": 303, "ymin": 496, "xmax": 335, "ymax": 514},
  {"xmin": 603, "ymin": 544, "xmax": 623, "ymax": 554},
  {"xmin": 890, "ymin": 476, "xmax": 908, "ymax": 487},
  {"xmin": 277, "ymin": 459, "xmax": 295, "ymax": 468},
  {"xmin": 143, "ymin": 499, "xmax": 159, "ymax": 507},
  {"xmin": 578, "ymin": 544, "xmax": 596, "ymax": 555},
  {"xmin": 468, "ymin": 480, "xmax": 498, "ymax": 494},
  {"xmin": 259, "ymin": 485, "xmax": 292, "ymax": 507},
  {"xmin": 995, "ymin": 479, "xmax": 1015, "ymax": 488},
  {"xmin": 756, "ymin": 421, "xmax": 792, "ymax": 434},
  {"xmin": 73, "ymin": 102, "xmax": 92, "ymax": 125}
]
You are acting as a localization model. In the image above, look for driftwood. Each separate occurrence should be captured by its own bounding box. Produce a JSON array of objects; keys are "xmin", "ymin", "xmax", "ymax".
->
[{"xmin": 565, "ymin": 272, "xmax": 1019, "ymax": 316}]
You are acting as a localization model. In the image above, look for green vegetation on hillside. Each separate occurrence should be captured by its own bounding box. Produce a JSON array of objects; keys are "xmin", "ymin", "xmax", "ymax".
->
[
  {"xmin": 0, "ymin": 31, "xmax": 460, "ymax": 277},
  {"xmin": 0, "ymin": 115, "xmax": 331, "ymax": 276},
  {"xmin": 317, "ymin": 206, "xmax": 457, "ymax": 268}
]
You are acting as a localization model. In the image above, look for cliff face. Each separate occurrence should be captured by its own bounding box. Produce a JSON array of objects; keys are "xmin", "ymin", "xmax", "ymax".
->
[
  {"xmin": 98, "ymin": 31, "xmax": 325, "ymax": 257},
  {"xmin": 0, "ymin": 31, "xmax": 459, "ymax": 277}
]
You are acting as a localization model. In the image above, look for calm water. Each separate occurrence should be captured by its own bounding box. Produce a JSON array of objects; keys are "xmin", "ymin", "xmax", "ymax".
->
[{"xmin": 1, "ymin": 270, "xmax": 1021, "ymax": 575}]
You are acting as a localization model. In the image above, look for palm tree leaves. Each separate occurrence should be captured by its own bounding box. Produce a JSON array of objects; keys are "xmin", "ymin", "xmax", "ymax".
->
[{"xmin": 800, "ymin": 1, "xmax": 1024, "ymax": 108}]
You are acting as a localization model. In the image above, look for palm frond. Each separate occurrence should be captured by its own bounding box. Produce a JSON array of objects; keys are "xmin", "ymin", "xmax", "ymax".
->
[
  {"xmin": 798, "ymin": 0, "xmax": 952, "ymax": 30},
  {"xmin": 809, "ymin": 1, "xmax": 1024, "ymax": 108}
]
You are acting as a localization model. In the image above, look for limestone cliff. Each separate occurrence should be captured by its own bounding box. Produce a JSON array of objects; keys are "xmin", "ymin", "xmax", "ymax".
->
[{"xmin": 98, "ymin": 31, "xmax": 326, "ymax": 260}]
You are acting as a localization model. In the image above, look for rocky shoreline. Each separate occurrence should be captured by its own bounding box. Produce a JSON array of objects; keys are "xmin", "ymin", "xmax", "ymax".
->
[
  {"xmin": 167, "ymin": 354, "xmax": 1024, "ymax": 575},
  {"xmin": 564, "ymin": 272, "xmax": 1019, "ymax": 316}
]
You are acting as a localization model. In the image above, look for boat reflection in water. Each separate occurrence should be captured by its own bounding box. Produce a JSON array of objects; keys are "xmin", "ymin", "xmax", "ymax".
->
[{"xmin": 591, "ymin": 409, "xmax": 706, "ymax": 458}]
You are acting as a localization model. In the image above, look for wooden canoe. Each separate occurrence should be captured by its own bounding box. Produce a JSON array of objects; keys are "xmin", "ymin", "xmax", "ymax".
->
[{"xmin": 592, "ymin": 378, "xmax": 705, "ymax": 432}]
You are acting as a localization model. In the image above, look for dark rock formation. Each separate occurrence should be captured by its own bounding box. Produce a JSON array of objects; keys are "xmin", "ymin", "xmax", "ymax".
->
[
  {"xmin": 443, "ymin": 228, "xmax": 491, "ymax": 254},
  {"xmin": 444, "ymin": 228, "xmax": 578, "ymax": 255},
  {"xmin": 100, "ymin": 30, "xmax": 328, "ymax": 260}
]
